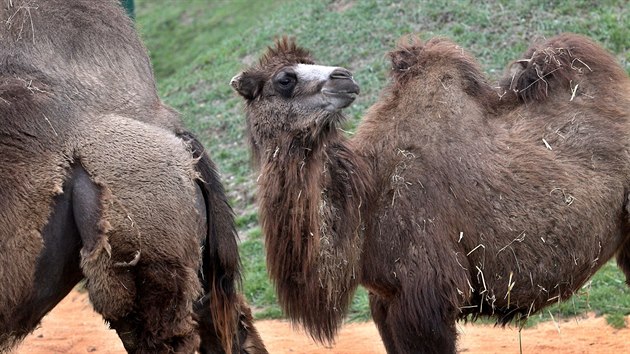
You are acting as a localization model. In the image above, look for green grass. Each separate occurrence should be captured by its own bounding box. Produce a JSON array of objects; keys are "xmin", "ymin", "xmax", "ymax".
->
[{"xmin": 135, "ymin": 0, "xmax": 630, "ymax": 328}]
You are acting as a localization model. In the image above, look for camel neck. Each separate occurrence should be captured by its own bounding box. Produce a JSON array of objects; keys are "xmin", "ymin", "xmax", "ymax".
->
[{"xmin": 254, "ymin": 126, "xmax": 371, "ymax": 342}]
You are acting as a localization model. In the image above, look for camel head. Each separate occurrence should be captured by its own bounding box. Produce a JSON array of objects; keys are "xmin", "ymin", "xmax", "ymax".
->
[{"xmin": 231, "ymin": 37, "xmax": 359, "ymax": 160}]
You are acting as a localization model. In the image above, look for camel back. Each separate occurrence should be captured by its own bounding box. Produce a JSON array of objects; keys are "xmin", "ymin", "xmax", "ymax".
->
[{"xmin": 0, "ymin": 0, "xmax": 181, "ymax": 130}]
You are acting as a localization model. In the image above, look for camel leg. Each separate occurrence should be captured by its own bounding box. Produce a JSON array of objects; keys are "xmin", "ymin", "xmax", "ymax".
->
[
  {"xmin": 196, "ymin": 294, "xmax": 268, "ymax": 354},
  {"xmin": 108, "ymin": 316, "xmax": 140, "ymax": 353},
  {"xmin": 195, "ymin": 295, "xmax": 225, "ymax": 353},
  {"xmin": 90, "ymin": 263, "xmax": 200, "ymax": 354},
  {"xmin": 368, "ymin": 292, "xmax": 400, "ymax": 353},
  {"xmin": 236, "ymin": 297, "xmax": 268, "ymax": 354},
  {"xmin": 617, "ymin": 238, "xmax": 630, "ymax": 286},
  {"xmin": 383, "ymin": 292, "xmax": 458, "ymax": 354},
  {"xmin": 617, "ymin": 194, "xmax": 630, "ymax": 286},
  {"xmin": 131, "ymin": 264, "xmax": 201, "ymax": 353}
]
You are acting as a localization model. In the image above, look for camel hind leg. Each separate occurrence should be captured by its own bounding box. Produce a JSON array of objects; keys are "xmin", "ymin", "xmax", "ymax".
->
[
  {"xmin": 617, "ymin": 194, "xmax": 630, "ymax": 286},
  {"xmin": 72, "ymin": 165, "xmax": 200, "ymax": 353},
  {"xmin": 129, "ymin": 263, "xmax": 201, "ymax": 353},
  {"xmin": 103, "ymin": 262, "xmax": 201, "ymax": 354}
]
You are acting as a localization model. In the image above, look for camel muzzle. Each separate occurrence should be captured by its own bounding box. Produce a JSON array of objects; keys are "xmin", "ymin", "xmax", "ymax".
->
[{"xmin": 321, "ymin": 69, "xmax": 360, "ymax": 111}]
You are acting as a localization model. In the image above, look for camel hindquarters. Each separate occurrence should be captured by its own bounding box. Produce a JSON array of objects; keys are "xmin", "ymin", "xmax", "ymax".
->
[
  {"xmin": 77, "ymin": 177, "xmax": 203, "ymax": 353},
  {"xmin": 72, "ymin": 117, "xmax": 205, "ymax": 353}
]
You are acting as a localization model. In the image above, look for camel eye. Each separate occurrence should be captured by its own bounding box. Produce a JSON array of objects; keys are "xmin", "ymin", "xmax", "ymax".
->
[
  {"xmin": 278, "ymin": 77, "xmax": 293, "ymax": 86},
  {"xmin": 274, "ymin": 71, "xmax": 297, "ymax": 96}
]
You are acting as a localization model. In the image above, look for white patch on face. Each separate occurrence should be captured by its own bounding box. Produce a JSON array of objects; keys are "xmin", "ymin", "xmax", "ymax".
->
[{"xmin": 295, "ymin": 64, "xmax": 339, "ymax": 82}]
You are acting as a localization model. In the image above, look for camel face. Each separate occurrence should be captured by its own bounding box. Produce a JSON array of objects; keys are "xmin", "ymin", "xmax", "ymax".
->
[
  {"xmin": 231, "ymin": 63, "xmax": 358, "ymax": 125},
  {"xmin": 231, "ymin": 38, "xmax": 359, "ymax": 149}
]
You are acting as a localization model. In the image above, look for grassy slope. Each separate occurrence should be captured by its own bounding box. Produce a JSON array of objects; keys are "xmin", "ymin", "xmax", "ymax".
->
[{"xmin": 135, "ymin": 0, "xmax": 630, "ymax": 327}]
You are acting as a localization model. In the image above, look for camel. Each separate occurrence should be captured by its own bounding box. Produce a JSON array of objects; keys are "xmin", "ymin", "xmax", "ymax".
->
[
  {"xmin": 1, "ymin": 1, "xmax": 266, "ymax": 353},
  {"xmin": 230, "ymin": 34, "xmax": 630, "ymax": 353}
]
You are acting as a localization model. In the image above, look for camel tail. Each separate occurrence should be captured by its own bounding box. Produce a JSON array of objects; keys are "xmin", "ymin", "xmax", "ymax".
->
[{"xmin": 177, "ymin": 131, "xmax": 241, "ymax": 354}]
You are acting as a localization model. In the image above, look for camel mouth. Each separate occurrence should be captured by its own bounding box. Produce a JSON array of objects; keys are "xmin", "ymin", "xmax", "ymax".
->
[
  {"xmin": 322, "ymin": 89, "xmax": 359, "ymax": 99},
  {"xmin": 321, "ymin": 89, "xmax": 358, "ymax": 111}
]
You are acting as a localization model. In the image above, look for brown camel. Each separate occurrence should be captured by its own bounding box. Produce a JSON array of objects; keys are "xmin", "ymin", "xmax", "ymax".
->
[
  {"xmin": 231, "ymin": 34, "xmax": 630, "ymax": 353},
  {"xmin": 1, "ymin": 1, "xmax": 266, "ymax": 353}
]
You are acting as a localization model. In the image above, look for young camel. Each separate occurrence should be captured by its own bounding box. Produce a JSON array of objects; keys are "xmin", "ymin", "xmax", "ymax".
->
[{"xmin": 231, "ymin": 34, "xmax": 630, "ymax": 353}]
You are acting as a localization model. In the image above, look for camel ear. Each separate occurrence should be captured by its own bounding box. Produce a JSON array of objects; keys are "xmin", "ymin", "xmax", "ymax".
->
[{"xmin": 230, "ymin": 73, "xmax": 263, "ymax": 100}]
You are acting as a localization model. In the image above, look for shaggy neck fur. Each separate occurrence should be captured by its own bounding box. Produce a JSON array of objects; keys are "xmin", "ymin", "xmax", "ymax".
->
[{"xmin": 253, "ymin": 117, "xmax": 371, "ymax": 343}]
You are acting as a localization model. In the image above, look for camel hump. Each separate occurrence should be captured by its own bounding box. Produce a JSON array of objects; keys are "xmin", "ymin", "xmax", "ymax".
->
[
  {"xmin": 389, "ymin": 36, "xmax": 480, "ymax": 73},
  {"xmin": 499, "ymin": 33, "xmax": 626, "ymax": 102},
  {"xmin": 387, "ymin": 35, "xmax": 493, "ymax": 101}
]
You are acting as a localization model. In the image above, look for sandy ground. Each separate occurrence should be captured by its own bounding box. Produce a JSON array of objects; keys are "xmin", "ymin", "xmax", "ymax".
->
[{"xmin": 13, "ymin": 290, "xmax": 630, "ymax": 354}]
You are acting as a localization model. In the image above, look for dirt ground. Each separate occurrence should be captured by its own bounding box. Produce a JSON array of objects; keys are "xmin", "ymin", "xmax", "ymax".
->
[{"xmin": 13, "ymin": 290, "xmax": 630, "ymax": 354}]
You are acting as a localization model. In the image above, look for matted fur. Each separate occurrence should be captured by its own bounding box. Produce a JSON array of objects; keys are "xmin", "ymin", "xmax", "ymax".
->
[
  {"xmin": 499, "ymin": 33, "xmax": 629, "ymax": 103},
  {"xmin": 235, "ymin": 34, "xmax": 630, "ymax": 353},
  {"xmin": 257, "ymin": 127, "xmax": 371, "ymax": 342},
  {"xmin": 1, "ymin": 1, "xmax": 261, "ymax": 353},
  {"xmin": 0, "ymin": 78, "xmax": 203, "ymax": 351}
]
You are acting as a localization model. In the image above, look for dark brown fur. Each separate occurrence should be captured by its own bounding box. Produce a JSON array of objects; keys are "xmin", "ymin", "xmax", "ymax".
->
[
  {"xmin": 499, "ymin": 33, "xmax": 629, "ymax": 103},
  {"xmin": 234, "ymin": 34, "xmax": 630, "ymax": 353},
  {"xmin": 0, "ymin": 1, "xmax": 264, "ymax": 353},
  {"xmin": 233, "ymin": 37, "xmax": 372, "ymax": 343}
]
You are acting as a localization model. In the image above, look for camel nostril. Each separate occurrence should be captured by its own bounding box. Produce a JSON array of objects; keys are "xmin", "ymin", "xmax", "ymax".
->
[{"xmin": 330, "ymin": 69, "xmax": 353, "ymax": 80}]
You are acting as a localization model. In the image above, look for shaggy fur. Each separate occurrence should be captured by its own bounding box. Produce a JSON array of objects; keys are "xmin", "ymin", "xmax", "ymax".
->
[
  {"xmin": 0, "ymin": 78, "xmax": 202, "ymax": 351},
  {"xmin": 233, "ymin": 34, "xmax": 630, "ymax": 353},
  {"xmin": 1, "ymin": 1, "xmax": 263, "ymax": 353},
  {"xmin": 233, "ymin": 37, "xmax": 372, "ymax": 343}
]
